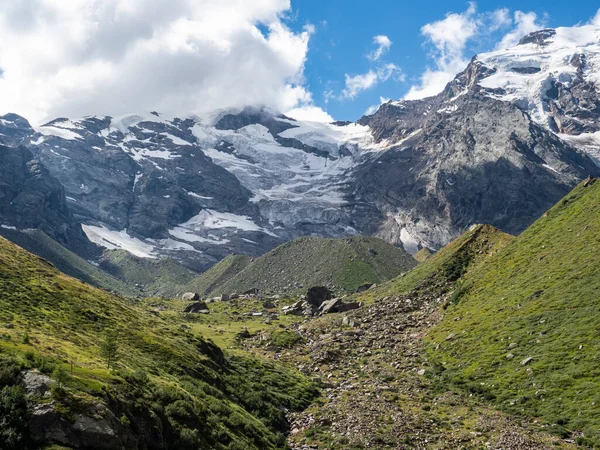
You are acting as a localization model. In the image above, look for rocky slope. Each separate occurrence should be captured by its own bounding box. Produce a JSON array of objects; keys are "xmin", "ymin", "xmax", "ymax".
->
[
  {"xmin": 0, "ymin": 144, "xmax": 94, "ymax": 256},
  {"xmin": 0, "ymin": 24, "xmax": 599, "ymax": 271}
]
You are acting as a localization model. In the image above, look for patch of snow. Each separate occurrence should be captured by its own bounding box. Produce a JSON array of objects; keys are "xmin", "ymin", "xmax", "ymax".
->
[
  {"xmin": 133, "ymin": 173, "xmax": 143, "ymax": 191},
  {"xmin": 0, "ymin": 224, "xmax": 17, "ymax": 230},
  {"xmin": 185, "ymin": 191, "xmax": 214, "ymax": 200},
  {"xmin": 35, "ymin": 126, "xmax": 82, "ymax": 140},
  {"xmin": 30, "ymin": 136, "xmax": 45, "ymax": 145},
  {"xmin": 176, "ymin": 209, "xmax": 277, "ymax": 237},
  {"xmin": 542, "ymin": 163, "xmax": 560, "ymax": 174},
  {"xmin": 400, "ymin": 228, "xmax": 420, "ymax": 255},
  {"xmin": 163, "ymin": 133, "xmax": 193, "ymax": 146},
  {"xmin": 82, "ymin": 224, "xmax": 156, "ymax": 259}
]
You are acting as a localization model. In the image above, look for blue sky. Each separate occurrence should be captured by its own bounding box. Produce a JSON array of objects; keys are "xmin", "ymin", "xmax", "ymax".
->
[{"xmin": 286, "ymin": 1, "xmax": 600, "ymax": 120}]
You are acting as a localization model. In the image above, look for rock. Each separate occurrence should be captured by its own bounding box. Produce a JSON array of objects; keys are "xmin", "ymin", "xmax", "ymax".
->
[
  {"xmin": 319, "ymin": 298, "xmax": 358, "ymax": 315},
  {"xmin": 445, "ymin": 333, "xmax": 456, "ymax": 341},
  {"xmin": 263, "ymin": 301, "xmax": 276, "ymax": 309},
  {"xmin": 220, "ymin": 293, "xmax": 230, "ymax": 301},
  {"xmin": 181, "ymin": 292, "xmax": 199, "ymax": 301},
  {"xmin": 529, "ymin": 290, "xmax": 544, "ymax": 300},
  {"xmin": 521, "ymin": 357, "xmax": 533, "ymax": 366},
  {"xmin": 306, "ymin": 286, "xmax": 333, "ymax": 307},
  {"xmin": 506, "ymin": 353, "xmax": 515, "ymax": 359},
  {"xmin": 183, "ymin": 301, "xmax": 209, "ymax": 313},
  {"xmin": 342, "ymin": 316, "xmax": 356, "ymax": 327},
  {"xmin": 508, "ymin": 342, "xmax": 518, "ymax": 349},
  {"xmin": 243, "ymin": 288, "xmax": 260, "ymax": 296},
  {"xmin": 21, "ymin": 370, "xmax": 54, "ymax": 396},
  {"xmin": 356, "ymin": 283, "xmax": 374, "ymax": 293},
  {"xmin": 337, "ymin": 302, "xmax": 360, "ymax": 313},
  {"xmin": 4, "ymin": 323, "xmax": 14, "ymax": 329},
  {"xmin": 28, "ymin": 401, "xmax": 137, "ymax": 449}
]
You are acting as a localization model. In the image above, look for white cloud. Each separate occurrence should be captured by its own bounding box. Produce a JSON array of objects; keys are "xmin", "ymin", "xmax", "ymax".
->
[
  {"xmin": 495, "ymin": 11, "xmax": 546, "ymax": 49},
  {"xmin": 405, "ymin": 4, "xmax": 544, "ymax": 100},
  {"xmin": 341, "ymin": 64, "xmax": 402, "ymax": 100},
  {"xmin": 405, "ymin": 3, "xmax": 478, "ymax": 100},
  {"xmin": 0, "ymin": 0, "xmax": 331, "ymax": 124},
  {"xmin": 342, "ymin": 71, "xmax": 379, "ymax": 99},
  {"xmin": 489, "ymin": 8, "xmax": 512, "ymax": 31},
  {"xmin": 285, "ymin": 105, "xmax": 334, "ymax": 122},
  {"xmin": 364, "ymin": 96, "xmax": 390, "ymax": 115},
  {"xmin": 368, "ymin": 35, "xmax": 392, "ymax": 61}
]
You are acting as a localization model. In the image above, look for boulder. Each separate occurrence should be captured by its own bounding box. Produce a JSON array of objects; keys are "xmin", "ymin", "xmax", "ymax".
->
[
  {"xmin": 338, "ymin": 302, "xmax": 360, "ymax": 313},
  {"xmin": 183, "ymin": 302, "xmax": 209, "ymax": 313},
  {"xmin": 181, "ymin": 292, "xmax": 199, "ymax": 301},
  {"xmin": 319, "ymin": 298, "xmax": 343, "ymax": 315},
  {"xmin": 355, "ymin": 283, "xmax": 374, "ymax": 293},
  {"xmin": 306, "ymin": 286, "xmax": 333, "ymax": 307},
  {"xmin": 21, "ymin": 370, "xmax": 54, "ymax": 396},
  {"xmin": 282, "ymin": 300, "xmax": 306, "ymax": 316},
  {"xmin": 28, "ymin": 401, "xmax": 137, "ymax": 449},
  {"xmin": 319, "ymin": 298, "xmax": 360, "ymax": 315},
  {"xmin": 220, "ymin": 293, "xmax": 230, "ymax": 302}
]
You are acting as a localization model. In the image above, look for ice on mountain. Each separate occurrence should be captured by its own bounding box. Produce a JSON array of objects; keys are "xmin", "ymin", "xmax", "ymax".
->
[{"xmin": 82, "ymin": 224, "xmax": 157, "ymax": 258}]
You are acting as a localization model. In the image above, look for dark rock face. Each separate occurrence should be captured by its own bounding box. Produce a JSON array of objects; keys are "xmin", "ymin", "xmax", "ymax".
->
[
  {"xmin": 29, "ymin": 401, "xmax": 138, "ymax": 449},
  {"xmin": 355, "ymin": 76, "xmax": 600, "ymax": 250},
  {"xmin": 184, "ymin": 301, "xmax": 209, "ymax": 313},
  {"xmin": 306, "ymin": 286, "xmax": 333, "ymax": 307},
  {"xmin": 517, "ymin": 29, "xmax": 556, "ymax": 46},
  {"xmin": 0, "ymin": 145, "xmax": 95, "ymax": 255}
]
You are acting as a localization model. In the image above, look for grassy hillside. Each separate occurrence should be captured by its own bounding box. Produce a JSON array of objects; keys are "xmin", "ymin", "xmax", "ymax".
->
[
  {"xmin": 99, "ymin": 249, "xmax": 197, "ymax": 298},
  {"xmin": 0, "ymin": 228, "xmax": 138, "ymax": 296},
  {"xmin": 184, "ymin": 255, "xmax": 252, "ymax": 298},
  {"xmin": 0, "ymin": 236, "xmax": 317, "ymax": 449},
  {"xmin": 426, "ymin": 180, "xmax": 600, "ymax": 446},
  {"xmin": 206, "ymin": 236, "xmax": 417, "ymax": 297},
  {"xmin": 354, "ymin": 224, "xmax": 514, "ymax": 305}
]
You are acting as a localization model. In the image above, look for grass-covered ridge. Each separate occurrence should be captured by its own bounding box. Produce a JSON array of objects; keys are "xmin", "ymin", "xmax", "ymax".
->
[
  {"xmin": 0, "ymin": 228, "xmax": 138, "ymax": 296},
  {"xmin": 0, "ymin": 235, "xmax": 317, "ymax": 449},
  {"xmin": 184, "ymin": 254, "xmax": 252, "ymax": 298},
  {"xmin": 99, "ymin": 249, "xmax": 197, "ymax": 297},
  {"xmin": 202, "ymin": 236, "xmax": 417, "ymax": 297},
  {"xmin": 426, "ymin": 180, "xmax": 600, "ymax": 446},
  {"xmin": 354, "ymin": 224, "xmax": 514, "ymax": 305}
]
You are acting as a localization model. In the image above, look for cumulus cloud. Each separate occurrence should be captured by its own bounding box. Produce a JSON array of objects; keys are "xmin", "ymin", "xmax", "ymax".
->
[
  {"xmin": 405, "ymin": 3, "xmax": 478, "ymax": 100},
  {"xmin": 0, "ymin": 0, "xmax": 331, "ymax": 124},
  {"xmin": 341, "ymin": 64, "xmax": 402, "ymax": 99},
  {"xmin": 495, "ymin": 11, "xmax": 546, "ymax": 49},
  {"xmin": 285, "ymin": 105, "xmax": 334, "ymax": 122},
  {"xmin": 405, "ymin": 4, "xmax": 544, "ymax": 100},
  {"xmin": 368, "ymin": 35, "xmax": 392, "ymax": 61}
]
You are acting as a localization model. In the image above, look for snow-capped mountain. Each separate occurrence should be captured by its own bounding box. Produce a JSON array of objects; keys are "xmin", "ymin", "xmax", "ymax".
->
[{"xmin": 0, "ymin": 24, "xmax": 599, "ymax": 270}]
